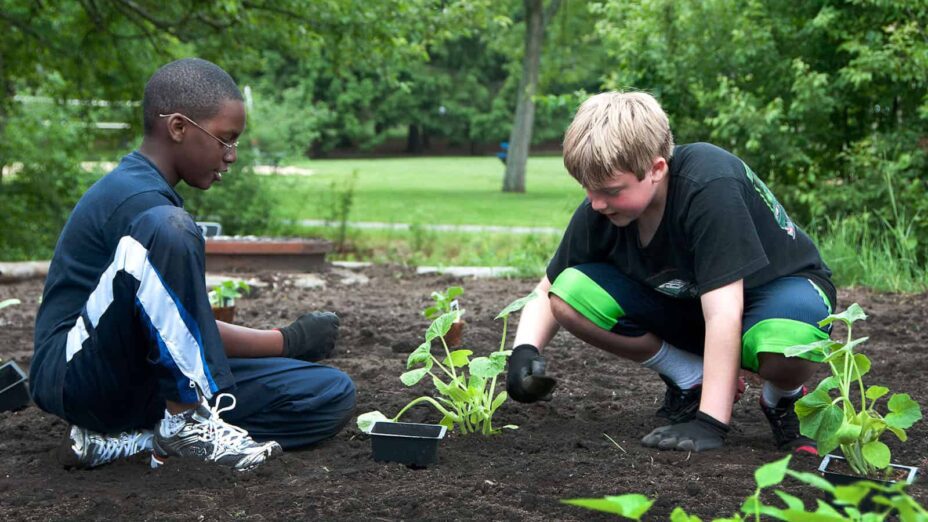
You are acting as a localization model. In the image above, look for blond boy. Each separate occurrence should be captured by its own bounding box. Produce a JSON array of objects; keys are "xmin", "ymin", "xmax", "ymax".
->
[{"xmin": 505, "ymin": 92, "xmax": 834, "ymax": 453}]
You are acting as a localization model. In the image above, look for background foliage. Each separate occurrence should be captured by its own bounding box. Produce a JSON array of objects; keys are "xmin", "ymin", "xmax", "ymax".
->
[{"xmin": 2, "ymin": 0, "xmax": 927, "ymax": 290}]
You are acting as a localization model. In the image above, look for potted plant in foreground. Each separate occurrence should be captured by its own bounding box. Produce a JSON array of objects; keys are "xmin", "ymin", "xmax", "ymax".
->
[
  {"xmin": 786, "ymin": 303, "xmax": 922, "ymax": 501},
  {"xmin": 208, "ymin": 280, "xmax": 250, "ymax": 323},
  {"xmin": 423, "ymin": 286, "xmax": 465, "ymax": 347},
  {"xmin": 357, "ymin": 291, "xmax": 537, "ymax": 467}
]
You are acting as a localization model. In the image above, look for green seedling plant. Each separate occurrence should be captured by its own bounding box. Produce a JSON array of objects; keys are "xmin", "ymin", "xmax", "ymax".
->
[
  {"xmin": 562, "ymin": 454, "xmax": 928, "ymax": 521},
  {"xmin": 785, "ymin": 303, "xmax": 922, "ymax": 478},
  {"xmin": 208, "ymin": 280, "xmax": 251, "ymax": 308},
  {"xmin": 423, "ymin": 285, "xmax": 463, "ymax": 322},
  {"xmin": 358, "ymin": 291, "xmax": 537, "ymax": 435}
]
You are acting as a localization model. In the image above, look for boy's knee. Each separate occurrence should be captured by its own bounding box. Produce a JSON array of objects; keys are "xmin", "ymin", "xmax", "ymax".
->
[
  {"xmin": 549, "ymin": 293, "xmax": 582, "ymax": 327},
  {"xmin": 757, "ymin": 352, "xmax": 819, "ymax": 385}
]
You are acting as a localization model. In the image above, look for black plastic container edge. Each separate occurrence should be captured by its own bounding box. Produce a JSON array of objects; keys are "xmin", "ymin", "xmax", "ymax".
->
[
  {"xmin": 0, "ymin": 361, "xmax": 30, "ymax": 413},
  {"xmin": 819, "ymin": 454, "xmax": 919, "ymax": 512},
  {"xmin": 370, "ymin": 421, "xmax": 447, "ymax": 469}
]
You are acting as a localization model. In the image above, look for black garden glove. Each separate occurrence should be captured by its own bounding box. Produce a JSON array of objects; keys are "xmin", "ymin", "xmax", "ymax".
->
[
  {"xmin": 641, "ymin": 411, "xmax": 729, "ymax": 452},
  {"xmin": 279, "ymin": 311, "xmax": 340, "ymax": 362},
  {"xmin": 506, "ymin": 344, "xmax": 557, "ymax": 403}
]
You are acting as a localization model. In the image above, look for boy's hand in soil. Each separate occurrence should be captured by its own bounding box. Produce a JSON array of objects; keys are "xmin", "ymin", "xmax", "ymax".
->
[
  {"xmin": 641, "ymin": 412, "xmax": 729, "ymax": 452},
  {"xmin": 279, "ymin": 311, "xmax": 340, "ymax": 362},
  {"xmin": 506, "ymin": 344, "xmax": 557, "ymax": 403}
]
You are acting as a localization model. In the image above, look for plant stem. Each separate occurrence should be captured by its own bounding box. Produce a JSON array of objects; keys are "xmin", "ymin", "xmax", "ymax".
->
[
  {"xmin": 485, "ymin": 315, "xmax": 510, "ymax": 418},
  {"xmin": 392, "ymin": 396, "xmax": 456, "ymax": 423},
  {"xmin": 440, "ymin": 334, "xmax": 458, "ymax": 382}
]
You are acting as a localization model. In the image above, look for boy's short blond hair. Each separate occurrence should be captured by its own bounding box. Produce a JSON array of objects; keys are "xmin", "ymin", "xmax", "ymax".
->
[{"xmin": 563, "ymin": 91, "xmax": 674, "ymax": 186}]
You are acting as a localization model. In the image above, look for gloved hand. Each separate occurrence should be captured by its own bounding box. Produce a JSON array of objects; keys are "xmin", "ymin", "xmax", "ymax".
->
[
  {"xmin": 506, "ymin": 344, "xmax": 557, "ymax": 403},
  {"xmin": 641, "ymin": 411, "xmax": 729, "ymax": 452},
  {"xmin": 278, "ymin": 311, "xmax": 340, "ymax": 362}
]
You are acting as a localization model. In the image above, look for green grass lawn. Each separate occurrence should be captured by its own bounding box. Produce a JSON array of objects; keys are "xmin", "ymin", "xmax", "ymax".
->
[{"xmin": 263, "ymin": 156, "xmax": 585, "ymax": 228}]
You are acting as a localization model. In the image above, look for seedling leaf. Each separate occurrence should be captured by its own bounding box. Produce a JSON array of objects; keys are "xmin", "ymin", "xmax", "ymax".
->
[
  {"xmin": 561, "ymin": 494, "xmax": 653, "ymax": 519},
  {"xmin": 490, "ymin": 391, "xmax": 507, "ymax": 412},
  {"xmin": 885, "ymin": 393, "xmax": 922, "ymax": 429},
  {"xmin": 865, "ymin": 385, "xmax": 889, "ymax": 400},
  {"xmin": 785, "ymin": 339, "xmax": 838, "ymax": 358},
  {"xmin": 443, "ymin": 349, "xmax": 473, "ymax": 368},
  {"xmin": 669, "ymin": 507, "xmax": 702, "ymax": 522},
  {"xmin": 773, "ymin": 490, "xmax": 805, "ymax": 511},
  {"xmin": 469, "ymin": 356, "xmax": 506, "ymax": 379},
  {"xmin": 0, "ymin": 298, "xmax": 21, "ymax": 310},
  {"xmin": 785, "ymin": 469, "xmax": 835, "ymax": 493},
  {"xmin": 407, "ymin": 341, "xmax": 432, "ymax": 368},
  {"xmin": 400, "ymin": 367, "xmax": 430, "ymax": 386},
  {"xmin": 755, "ymin": 455, "xmax": 790, "ymax": 488},
  {"xmin": 833, "ymin": 484, "xmax": 869, "ymax": 506},
  {"xmin": 861, "ymin": 440, "xmax": 890, "ymax": 469},
  {"xmin": 795, "ymin": 388, "xmax": 843, "ymax": 442},
  {"xmin": 356, "ymin": 411, "xmax": 389, "ymax": 434},
  {"xmin": 426, "ymin": 312, "xmax": 457, "ymax": 342},
  {"xmin": 495, "ymin": 291, "xmax": 538, "ymax": 319},
  {"xmin": 818, "ymin": 303, "xmax": 866, "ymax": 327}
]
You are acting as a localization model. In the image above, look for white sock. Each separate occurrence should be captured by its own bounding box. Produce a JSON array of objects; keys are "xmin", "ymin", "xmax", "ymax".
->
[
  {"xmin": 761, "ymin": 382, "xmax": 803, "ymax": 406},
  {"xmin": 159, "ymin": 409, "xmax": 187, "ymax": 437},
  {"xmin": 641, "ymin": 341, "xmax": 704, "ymax": 389}
]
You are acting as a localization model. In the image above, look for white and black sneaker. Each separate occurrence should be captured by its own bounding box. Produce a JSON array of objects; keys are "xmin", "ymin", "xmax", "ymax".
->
[
  {"xmin": 150, "ymin": 393, "xmax": 282, "ymax": 472},
  {"xmin": 58, "ymin": 425, "xmax": 154, "ymax": 469}
]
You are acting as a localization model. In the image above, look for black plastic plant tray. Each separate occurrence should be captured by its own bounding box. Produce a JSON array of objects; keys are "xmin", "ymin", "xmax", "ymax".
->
[{"xmin": 370, "ymin": 421, "xmax": 447, "ymax": 468}]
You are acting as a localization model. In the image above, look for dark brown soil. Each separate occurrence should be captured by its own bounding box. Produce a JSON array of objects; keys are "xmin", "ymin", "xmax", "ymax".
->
[{"xmin": 1, "ymin": 266, "xmax": 925, "ymax": 520}]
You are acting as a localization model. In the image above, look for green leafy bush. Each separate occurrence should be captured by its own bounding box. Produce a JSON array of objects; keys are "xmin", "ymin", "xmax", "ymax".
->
[{"xmin": 208, "ymin": 280, "xmax": 251, "ymax": 308}]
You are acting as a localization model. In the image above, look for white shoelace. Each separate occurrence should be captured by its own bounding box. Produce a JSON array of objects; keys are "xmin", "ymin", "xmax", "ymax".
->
[
  {"xmin": 197, "ymin": 393, "xmax": 258, "ymax": 453},
  {"xmin": 91, "ymin": 430, "xmax": 154, "ymax": 467}
]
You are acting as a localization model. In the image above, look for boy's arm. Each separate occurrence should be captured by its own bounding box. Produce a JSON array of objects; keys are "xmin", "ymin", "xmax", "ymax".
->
[
  {"xmin": 513, "ymin": 276, "xmax": 559, "ymax": 349},
  {"xmin": 507, "ymin": 275, "xmax": 560, "ymax": 403},
  {"xmin": 217, "ymin": 321, "xmax": 284, "ymax": 358},
  {"xmin": 698, "ymin": 279, "xmax": 744, "ymax": 424}
]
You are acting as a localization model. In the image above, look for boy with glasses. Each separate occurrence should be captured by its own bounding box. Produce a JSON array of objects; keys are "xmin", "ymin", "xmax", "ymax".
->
[
  {"xmin": 505, "ymin": 91, "xmax": 835, "ymax": 454},
  {"xmin": 30, "ymin": 58, "xmax": 356, "ymax": 471}
]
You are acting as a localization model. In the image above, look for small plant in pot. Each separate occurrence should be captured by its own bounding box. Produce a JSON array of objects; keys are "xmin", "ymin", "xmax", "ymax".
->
[
  {"xmin": 786, "ymin": 303, "xmax": 922, "ymax": 498},
  {"xmin": 357, "ymin": 291, "xmax": 537, "ymax": 467},
  {"xmin": 423, "ymin": 286, "xmax": 464, "ymax": 347},
  {"xmin": 208, "ymin": 280, "xmax": 250, "ymax": 323}
]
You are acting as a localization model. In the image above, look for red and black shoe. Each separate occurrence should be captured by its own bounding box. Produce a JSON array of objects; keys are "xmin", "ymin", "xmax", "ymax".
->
[
  {"xmin": 656, "ymin": 374, "xmax": 747, "ymax": 423},
  {"xmin": 760, "ymin": 387, "xmax": 818, "ymax": 456}
]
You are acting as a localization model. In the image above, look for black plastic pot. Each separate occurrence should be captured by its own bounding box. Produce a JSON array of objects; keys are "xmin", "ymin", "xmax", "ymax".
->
[
  {"xmin": 0, "ymin": 360, "xmax": 30, "ymax": 413},
  {"xmin": 819, "ymin": 454, "xmax": 919, "ymax": 511},
  {"xmin": 370, "ymin": 421, "xmax": 447, "ymax": 468}
]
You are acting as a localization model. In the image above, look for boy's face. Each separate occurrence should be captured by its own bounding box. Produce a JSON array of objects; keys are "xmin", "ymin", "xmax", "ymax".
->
[
  {"xmin": 585, "ymin": 159, "xmax": 667, "ymax": 227},
  {"xmin": 175, "ymin": 99, "xmax": 246, "ymax": 190}
]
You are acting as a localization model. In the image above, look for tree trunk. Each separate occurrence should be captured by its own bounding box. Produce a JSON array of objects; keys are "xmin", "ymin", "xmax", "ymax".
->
[
  {"xmin": 502, "ymin": 0, "xmax": 558, "ymax": 193},
  {"xmin": 406, "ymin": 124, "xmax": 423, "ymax": 153}
]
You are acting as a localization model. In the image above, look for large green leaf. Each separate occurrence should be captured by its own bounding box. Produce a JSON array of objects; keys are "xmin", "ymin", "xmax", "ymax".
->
[
  {"xmin": 425, "ymin": 311, "xmax": 456, "ymax": 342},
  {"xmin": 443, "ymin": 349, "xmax": 473, "ymax": 368},
  {"xmin": 861, "ymin": 440, "xmax": 890, "ymax": 469},
  {"xmin": 885, "ymin": 393, "xmax": 922, "ymax": 429},
  {"xmin": 755, "ymin": 455, "xmax": 790, "ymax": 488},
  {"xmin": 795, "ymin": 388, "xmax": 843, "ymax": 442},
  {"xmin": 818, "ymin": 303, "xmax": 867, "ymax": 328},
  {"xmin": 495, "ymin": 291, "xmax": 538, "ymax": 320},
  {"xmin": 561, "ymin": 494, "xmax": 653, "ymax": 519},
  {"xmin": 400, "ymin": 367, "xmax": 430, "ymax": 386},
  {"xmin": 773, "ymin": 490, "xmax": 805, "ymax": 511},
  {"xmin": 407, "ymin": 341, "xmax": 432, "ymax": 368},
  {"xmin": 470, "ymin": 356, "xmax": 506, "ymax": 378}
]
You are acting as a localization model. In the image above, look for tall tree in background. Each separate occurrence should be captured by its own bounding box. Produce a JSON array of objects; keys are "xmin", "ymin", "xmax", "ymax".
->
[{"xmin": 502, "ymin": 0, "xmax": 561, "ymax": 193}]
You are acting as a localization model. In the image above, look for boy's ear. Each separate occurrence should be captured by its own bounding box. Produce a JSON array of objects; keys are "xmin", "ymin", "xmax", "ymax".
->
[
  {"xmin": 162, "ymin": 114, "xmax": 187, "ymax": 144},
  {"xmin": 649, "ymin": 157, "xmax": 668, "ymax": 182}
]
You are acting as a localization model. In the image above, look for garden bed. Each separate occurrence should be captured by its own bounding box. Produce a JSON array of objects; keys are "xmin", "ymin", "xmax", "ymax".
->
[{"xmin": 0, "ymin": 266, "xmax": 925, "ymax": 519}]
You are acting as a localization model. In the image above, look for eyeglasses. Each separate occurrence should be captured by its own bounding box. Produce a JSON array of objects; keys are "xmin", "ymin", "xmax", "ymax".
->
[{"xmin": 159, "ymin": 112, "xmax": 239, "ymax": 154}]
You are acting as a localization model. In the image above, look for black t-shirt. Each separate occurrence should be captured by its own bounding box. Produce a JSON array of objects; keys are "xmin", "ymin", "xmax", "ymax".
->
[
  {"xmin": 31, "ymin": 151, "xmax": 185, "ymax": 416},
  {"xmin": 547, "ymin": 143, "xmax": 835, "ymax": 306}
]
